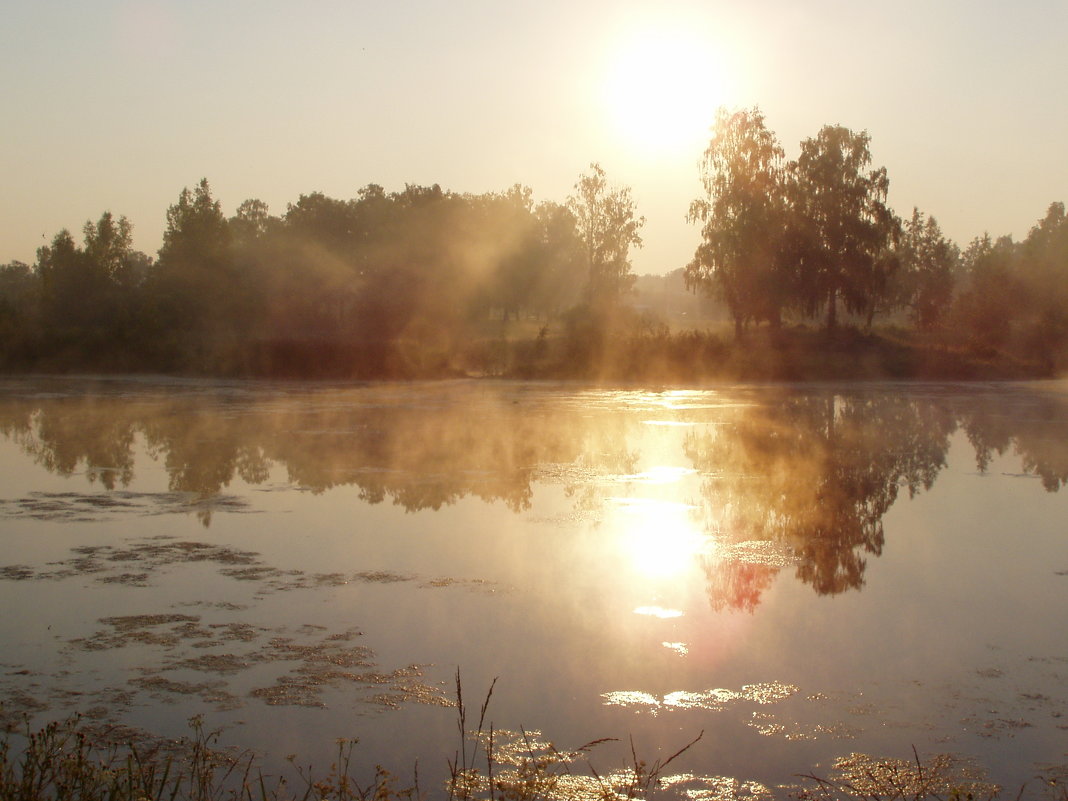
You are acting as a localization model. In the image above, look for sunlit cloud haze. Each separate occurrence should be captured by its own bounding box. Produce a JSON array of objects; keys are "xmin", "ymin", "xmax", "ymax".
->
[{"xmin": 2, "ymin": 0, "xmax": 1066, "ymax": 274}]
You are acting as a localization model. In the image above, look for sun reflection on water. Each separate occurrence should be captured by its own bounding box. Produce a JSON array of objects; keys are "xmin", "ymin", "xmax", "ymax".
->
[
  {"xmin": 611, "ymin": 496, "xmax": 709, "ymax": 580},
  {"xmin": 619, "ymin": 465, "xmax": 696, "ymax": 484}
]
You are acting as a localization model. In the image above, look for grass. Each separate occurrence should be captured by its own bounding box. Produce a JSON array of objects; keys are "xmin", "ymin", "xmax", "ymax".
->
[
  {"xmin": 481, "ymin": 321, "xmax": 1057, "ymax": 383},
  {"xmin": 2, "ymin": 674, "xmax": 1064, "ymax": 801},
  {"xmin": 0, "ymin": 670, "xmax": 701, "ymax": 801}
]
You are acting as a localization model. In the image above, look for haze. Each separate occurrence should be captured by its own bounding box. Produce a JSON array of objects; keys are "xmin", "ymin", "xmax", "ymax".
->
[{"xmin": 3, "ymin": 0, "xmax": 1066, "ymax": 274}]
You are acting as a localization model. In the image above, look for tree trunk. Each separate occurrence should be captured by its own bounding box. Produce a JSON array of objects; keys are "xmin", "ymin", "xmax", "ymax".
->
[{"xmin": 826, "ymin": 289, "xmax": 837, "ymax": 331}]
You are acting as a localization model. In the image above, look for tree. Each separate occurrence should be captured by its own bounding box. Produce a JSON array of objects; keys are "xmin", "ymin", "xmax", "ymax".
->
[
  {"xmin": 159, "ymin": 179, "xmax": 231, "ymax": 269},
  {"xmin": 950, "ymin": 233, "xmax": 1019, "ymax": 351},
  {"xmin": 152, "ymin": 179, "xmax": 243, "ymax": 367},
  {"xmin": 0, "ymin": 260, "xmax": 37, "ymax": 365},
  {"xmin": 566, "ymin": 163, "xmax": 644, "ymax": 305},
  {"xmin": 476, "ymin": 187, "xmax": 584, "ymax": 322},
  {"xmin": 529, "ymin": 201, "xmax": 585, "ymax": 316},
  {"xmin": 83, "ymin": 212, "xmax": 134, "ymax": 282},
  {"xmin": 229, "ymin": 198, "xmax": 275, "ymax": 246},
  {"xmin": 685, "ymin": 107, "xmax": 790, "ymax": 336},
  {"xmin": 1017, "ymin": 202, "xmax": 1068, "ymax": 364},
  {"xmin": 897, "ymin": 209, "xmax": 957, "ymax": 330},
  {"xmin": 33, "ymin": 213, "xmax": 149, "ymax": 360},
  {"xmin": 788, "ymin": 125, "xmax": 895, "ymax": 330}
]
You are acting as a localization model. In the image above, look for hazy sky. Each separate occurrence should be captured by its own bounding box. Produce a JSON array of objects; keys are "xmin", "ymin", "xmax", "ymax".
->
[{"xmin": 3, "ymin": 0, "xmax": 1066, "ymax": 275}]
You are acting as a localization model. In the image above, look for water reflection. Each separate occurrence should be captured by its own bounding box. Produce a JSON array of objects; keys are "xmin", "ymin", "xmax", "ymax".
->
[
  {"xmin": 613, "ymin": 498, "xmax": 705, "ymax": 579},
  {"xmin": 0, "ymin": 384, "xmax": 634, "ymax": 522},
  {"xmin": 957, "ymin": 391, "xmax": 1068, "ymax": 491},
  {"xmin": 2, "ymin": 380, "xmax": 1068, "ymax": 606},
  {"xmin": 687, "ymin": 394, "xmax": 956, "ymax": 602}
]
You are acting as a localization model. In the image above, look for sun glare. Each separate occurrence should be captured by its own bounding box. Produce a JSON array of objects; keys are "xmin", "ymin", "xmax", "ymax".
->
[
  {"xmin": 614, "ymin": 498, "xmax": 708, "ymax": 579},
  {"xmin": 602, "ymin": 26, "xmax": 726, "ymax": 158}
]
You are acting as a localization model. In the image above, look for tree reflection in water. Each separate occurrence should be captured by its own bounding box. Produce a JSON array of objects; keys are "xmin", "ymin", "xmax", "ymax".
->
[
  {"xmin": 0, "ymin": 384, "xmax": 639, "ymax": 525},
  {"xmin": 686, "ymin": 393, "xmax": 956, "ymax": 607},
  {"xmin": 1, "ymin": 380, "xmax": 1067, "ymax": 607}
]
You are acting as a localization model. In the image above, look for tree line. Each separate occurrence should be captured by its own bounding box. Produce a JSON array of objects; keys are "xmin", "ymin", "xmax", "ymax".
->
[
  {"xmin": 0, "ymin": 165, "xmax": 642, "ymax": 376},
  {"xmin": 686, "ymin": 107, "xmax": 1068, "ymax": 369},
  {"xmin": 1, "ymin": 109, "xmax": 1065, "ymax": 377}
]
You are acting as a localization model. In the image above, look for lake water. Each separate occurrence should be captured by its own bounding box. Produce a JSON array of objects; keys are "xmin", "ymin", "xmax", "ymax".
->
[{"xmin": 1, "ymin": 376, "xmax": 1066, "ymax": 798}]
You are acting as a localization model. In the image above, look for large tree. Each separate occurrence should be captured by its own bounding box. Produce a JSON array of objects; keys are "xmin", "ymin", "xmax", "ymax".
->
[
  {"xmin": 788, "ymin": 125, "xmax": 896, "ymax": 330},
  {"xmin": 685, "ymin": 107, "xmax": 790, "ymax": 335},
  {"xmin": 567, "ymin": 163, "xmax": 644, "ymax": 305}
]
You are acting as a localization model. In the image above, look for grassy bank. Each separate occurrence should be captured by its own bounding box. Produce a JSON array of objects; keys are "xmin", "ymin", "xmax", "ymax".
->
[
  {"xmin": 2, "ymin": 320, "xmax": 1058, "ymax": 383},
  {"xmin": 491, "ymin": 325, "xmax": 1055, "ymax": 384}
]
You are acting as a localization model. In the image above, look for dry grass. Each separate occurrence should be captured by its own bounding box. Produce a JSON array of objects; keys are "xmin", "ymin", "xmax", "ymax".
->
[{"xmin": 2, "ymin": 676, "xmax": 1062, "ymax": 801}]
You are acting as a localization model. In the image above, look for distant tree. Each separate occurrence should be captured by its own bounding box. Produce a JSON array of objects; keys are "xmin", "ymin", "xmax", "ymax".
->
[
  {"xmin": 530, "ymin": 201, "xmax": 585, "ymax": 316},
  {"xmin": 284, "ymin": 192, "xmax": 358, "ymax": 253},
  {"xmin": 229, "ymin": 198, "xmax": 276, "ymax": 246},
  {"xmin": 788, "ymin": 125, "xmax": 896, "ymax": 330},
  {"xmin": 33, "ymin": 213, "xmax": 149, "ymax": 361},
  {"xmin": 152, "ymin": 179, "xmax": 243, "ymax": 367},
  {"xmin": 567, "ymin": 163, "xmax": 644, "ymax": 305},
  {"xmin": 37, "ymin": 227, "xmax": 101, "ymax": 337},
  {"xmin": 1017, "ymin": 202, "xmax": 1068, "ymax": 364},
  {"xmin": 686, "ymin": 107, "xmax": 791, "ymax": 336},
  {"xmin": 36, "ymin": 229, "xmax": 85, "ymax": 317},
  {"xmin": 0, "ymin": 261, "xmax": 33, "ymax": 300},
  {"xmin": 0, "ymin": 260, "xmax": 37, "ymax": 364},
  {"xmin": 159, "ymin": 179, "xmax": 231, "ymax": 269},
  {"xmin": 474, "ymin": 186, "xmax": 584, "ymax": 322},
  {"xmin": 83, "ymin": 212, "xmax": 133, "ymax": 282},
  {"xmin": 479, "ymin": 185, "xmax": 539, "ymax": 321},
  {"xmin": 950, "ymin": 233, "xmax": 1020, "ymax": 350},
  {"xmin": 897, "ymin": 209, "xmax": 958, "ymax": 330},
  {"xmin": 945, "ymin": 203, "xmax": 1068, "ymax": 367}
]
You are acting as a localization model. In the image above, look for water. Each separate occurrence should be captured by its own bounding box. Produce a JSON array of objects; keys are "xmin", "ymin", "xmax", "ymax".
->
[{"xmin": 0, "ymin": 376, "xmax": 1066, "ymax": 797}]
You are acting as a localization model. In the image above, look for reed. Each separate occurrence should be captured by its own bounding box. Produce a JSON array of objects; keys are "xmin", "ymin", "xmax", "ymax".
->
[{"xmin": 3, "ymin": 681, "xmax": 1054, "ymax": 801}]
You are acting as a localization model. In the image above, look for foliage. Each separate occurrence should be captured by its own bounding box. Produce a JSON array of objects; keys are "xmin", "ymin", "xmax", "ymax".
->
[
  {"xmin": 687, "ymin": 112, "xmax": 901, "ymax": 336},
  {"xmin": 787, "ymin": 124, "xmax": 897, "ymax": 330},
  {"xmin": 0, "ymin": 675, "xmax": 706, "ymax": 801},
  {"xmin": 895, "ymin": 209, "xmax": 958, "ymax": 330},
  {"xmin": 0, "ymin": 126, "xmax": 1066, "ymax": 376},
  {"xmin": 567, "ymin": 163, "xmax": 644, "ymax": 305},
  {"xmin": 686, "ymin": 107, "xmax": 791, "ymax": 334}
]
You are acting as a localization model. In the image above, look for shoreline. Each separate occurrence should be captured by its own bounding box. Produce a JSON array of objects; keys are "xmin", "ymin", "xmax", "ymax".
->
[{"xmin": 1, "ymin": 331, "xmax": 1055, "ymax": 385}]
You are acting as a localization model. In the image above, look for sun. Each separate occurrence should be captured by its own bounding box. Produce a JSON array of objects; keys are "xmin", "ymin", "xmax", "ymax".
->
[{"xmin": 602, "ymin": 26, "xmax": 726, "ymax": 158}]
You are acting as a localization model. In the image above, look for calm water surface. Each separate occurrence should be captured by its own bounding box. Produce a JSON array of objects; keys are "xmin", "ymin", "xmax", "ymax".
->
[{"xmin": 1, "ymin": 376, "xmax": 1066, "ymax": 796}]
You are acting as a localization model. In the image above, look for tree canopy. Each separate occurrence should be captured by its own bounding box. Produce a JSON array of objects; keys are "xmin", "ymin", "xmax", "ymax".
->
[
  {"xmin": 567, "ymin": 163, "xmax": 644, "ymax": 305},
  {"xmin": 0, "ymin": 117, "xmax": 1066, "ymax": 379}
]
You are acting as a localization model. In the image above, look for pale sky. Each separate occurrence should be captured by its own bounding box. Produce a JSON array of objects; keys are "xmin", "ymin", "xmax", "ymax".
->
[{"xmin": 3, "ymin": 0, "xmax": 1066, "ymax": 275}]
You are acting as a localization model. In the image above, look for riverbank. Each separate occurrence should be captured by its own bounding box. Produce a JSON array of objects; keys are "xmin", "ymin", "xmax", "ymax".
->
[
  {"xmin": 502, "ymin": 326, "xmax": 1055, "ymax": 383},
  {"xmin": 1, "ymin": 328, "xmax": 1056, "ymax": 383}
]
